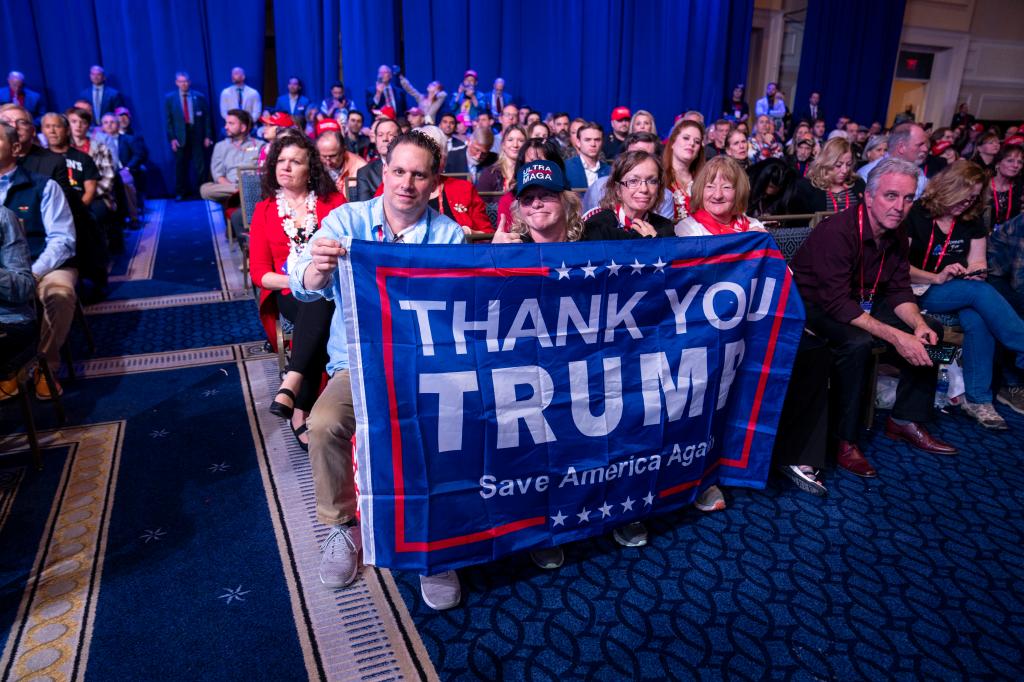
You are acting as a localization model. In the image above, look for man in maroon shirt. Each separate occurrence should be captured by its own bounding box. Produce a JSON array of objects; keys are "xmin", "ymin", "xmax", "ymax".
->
[{"xmin": 792, "ymin": 157, "xmax": 957, "ymax": 477}]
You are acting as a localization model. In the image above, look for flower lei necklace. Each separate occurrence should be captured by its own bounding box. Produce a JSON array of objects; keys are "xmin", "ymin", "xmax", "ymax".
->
[{"xmin": 276, "ymin": 189, "xmax": 318, "ymax": 252}]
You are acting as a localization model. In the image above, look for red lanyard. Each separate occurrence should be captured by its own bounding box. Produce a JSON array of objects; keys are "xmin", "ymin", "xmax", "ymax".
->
[
  {"xmin": 827, "ymin": 190, "xmax": 850, "ymax": 213},
  {"xmin": 858, "ymin": 206, "xmax": 885, "ymax": 302},
  {"xmin": 992, "ymin": 178, "xmax": 1012, "ymax": 224},
  {"xmin": 921, "ymin": 218, "xmax": 955, "ymax": 272}
]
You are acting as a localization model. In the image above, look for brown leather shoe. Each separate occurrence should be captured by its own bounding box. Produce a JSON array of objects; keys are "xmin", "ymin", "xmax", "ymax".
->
[
  {"xmin": 837, "ymin": 441, "xmax": 877, "ymax": 478},
  {"xmin": 883, "ymin": 418, "xmax": 958, "ymax": 455}
]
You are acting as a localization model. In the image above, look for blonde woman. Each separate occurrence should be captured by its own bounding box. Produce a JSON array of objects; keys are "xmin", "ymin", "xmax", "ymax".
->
[
  {"xmin": 476, "ymin": 124, "xmax": 526, "ymax": 192},
  {"xmin": 629, "ymin": 109, "xmax": 657, "ymax": 135},
  {"xmin": 791, "ymin": 137, "xmax": 865, "ymax": 214}
]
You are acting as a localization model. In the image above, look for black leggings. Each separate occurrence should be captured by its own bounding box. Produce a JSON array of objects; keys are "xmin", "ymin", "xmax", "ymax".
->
[{"xmin": 273, "ymin": 292, "xmax": 334, "ymax": 412}]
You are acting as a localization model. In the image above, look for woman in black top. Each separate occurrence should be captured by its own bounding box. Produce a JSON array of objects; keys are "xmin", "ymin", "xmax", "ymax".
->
[
  {"xmin": 790, "ymin": 137, "xmax": 865, "ymax": 214},
  {"xmin": 906, "ymin": 160, "xmax": 1024, "ymax": 430},
  {"xmin": 582, "ymin": 151, "xmax": 674, "ymax": 240},
  {"xmin": 723, "ymin": 84, "xmax": 749, "ymax": 124},
  {"xmin": 988, "ymin": 143, "xmax": 1023, "ymax": 229}
]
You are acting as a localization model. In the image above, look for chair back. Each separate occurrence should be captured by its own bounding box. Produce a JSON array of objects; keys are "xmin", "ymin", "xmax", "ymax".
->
[
  {"xmin": 478, "ymin": 190, "xmax": 505, "ymax": 229},
  {"xmin": 345, "ymin": 177, "xmax": 358, "ymax": 202},
  {"xmin": 237, "ymin": 166, "xmax": 264, "ymax": 231},
  {"xmin": 766, "ymin": 225, "xmax": 814, "ymax": 264}
]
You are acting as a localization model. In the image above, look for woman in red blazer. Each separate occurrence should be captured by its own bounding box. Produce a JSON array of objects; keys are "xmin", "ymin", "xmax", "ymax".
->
[{"xmin": 249, "ymin": 134, "xmax": 346, "ymax": 449}]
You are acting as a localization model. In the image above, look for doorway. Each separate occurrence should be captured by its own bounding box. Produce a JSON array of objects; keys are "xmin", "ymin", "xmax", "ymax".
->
[{"xmin": 887, "ymin": 80, "xmax": 927, "ymax": 128}]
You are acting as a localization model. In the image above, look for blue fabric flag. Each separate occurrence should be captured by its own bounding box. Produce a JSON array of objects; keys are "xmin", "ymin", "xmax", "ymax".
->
[{"xmin": 339, "ymin": 233, "xmax": 805, "ymax": 573}]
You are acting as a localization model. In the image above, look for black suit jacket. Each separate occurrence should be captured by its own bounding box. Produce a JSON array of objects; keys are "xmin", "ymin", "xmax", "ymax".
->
[
  {"xmin": 354, "ymin": 158, "xmax": 384, "ymax": 202},
  {"xmin": 111, "ymin": 133, "xmax": 148, "ymax": 171},
  {"xmin": 365, "ymin": 85, "xmax": 407, "ymax": 117},
  {"xmin": 445, "ymin": 147, "xmax": 497, "ymax": 176}
]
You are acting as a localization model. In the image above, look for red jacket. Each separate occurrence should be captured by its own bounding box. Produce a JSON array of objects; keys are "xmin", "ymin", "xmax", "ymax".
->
[
  {"xmin": 373, "ymin": 175, "xmax": 494, "ymax": 232},
  {"xmin": 249, "ymin": 192, "xmax": 346, "ymax": 348}
]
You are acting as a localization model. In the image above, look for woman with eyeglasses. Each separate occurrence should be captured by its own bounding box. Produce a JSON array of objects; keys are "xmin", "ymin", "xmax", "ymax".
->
[
  {"xmin": 581, "ymin": 151, "xmax": 674, "ymax": 240},
  {"xmin": 790, "ymin": 137, "xmax": 864, "ymax": 215},
  {"xmin": 677, "ymin": 155, "xmax": 832, "ymax": 498},
  {"xmin": 988, "ymin": 143, "xmax": 1023, "ymax": 229},
  {"xmin": 906, "ymin": 159, "xmax": 1024, "ymax": 430}
]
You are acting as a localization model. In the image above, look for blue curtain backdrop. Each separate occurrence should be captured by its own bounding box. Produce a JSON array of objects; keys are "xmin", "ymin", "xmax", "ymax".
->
[
  {"xmin": 0, "ymin": 0, "xmax": 264, "ymax": 196},
  {"xmin": 795, "ymin": 0, "xmax": 906, "ymax": 128},
  {"xmin": 393, "ymin": 0, "xmax": 753, "ymax": 131},
  {"xmin": 1, "ymin": 0, "xmax": 751, "ymax": 195}
]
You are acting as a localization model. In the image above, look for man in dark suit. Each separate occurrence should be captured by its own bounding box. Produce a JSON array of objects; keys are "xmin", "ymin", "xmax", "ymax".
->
[
  {"xmin": 79, "ymin": 65, "xmax": 123, "ymax": 118},
  {"xmin": 365, "ymin": 65, "xmax": 407, "ymax": 119},
  {"xmin": 445, "ymin": 126, "xmax": 497, "ymax": 183},
  {"xmin": 794, "ymin": 92, "xmax": 823, "ymax": 131},
  {"xmin": 164, "ymin": 71, "xmax": 213, "ymax": 200},
  {"xmin": 0, "ymin": 71, "xmax": 43, "ymax": 121},
  {"xmin": 484, "ymin": 78, "xmax": 514, "ymax": 118},
  {"xmin": 354, "ymin": 117, "xmax": 399, "ymax": 201},
  {"xmin": 273, "ymin": 76, "xmax": 311, "ymax": 127},
  {"xmin": 101, "ymin": 112, "xmax": 147, "ymax": 221}
]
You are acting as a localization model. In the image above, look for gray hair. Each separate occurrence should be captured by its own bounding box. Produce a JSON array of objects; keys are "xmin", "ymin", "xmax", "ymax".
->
[
  {"xmin": 887, "ymin": 123, "xmax": 919, "ymax": 154},
  {"xmin": 865, "ymin": 157, "xmax": 920, "ymax": 195},
  {"xmin": 864, "ymin": 134, "xmax": 888, "ymax": 154}
]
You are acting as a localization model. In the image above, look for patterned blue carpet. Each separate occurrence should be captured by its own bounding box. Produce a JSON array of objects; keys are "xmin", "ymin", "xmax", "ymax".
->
[
  {"xmin": 393, "ymin": 404, "xmax": 1024, "ymax": 679},
  {"xmin": 3, "ymin": 199, "xmax": 1024, "ymax": 680}
]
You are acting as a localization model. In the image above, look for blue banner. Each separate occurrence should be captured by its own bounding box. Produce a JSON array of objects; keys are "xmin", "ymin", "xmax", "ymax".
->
[{"xmin": 339, "ymin": 233, "xmax": 805, "ymax": 573}]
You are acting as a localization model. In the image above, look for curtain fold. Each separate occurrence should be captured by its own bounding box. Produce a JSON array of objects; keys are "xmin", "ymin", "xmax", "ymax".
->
[
  {"xmin": 273, "ymin": 0, "xmax": 340, "ymax": 110},
  {"xmin": 795, "ymin": 0, "xmax": 906, "ymax": 128}
]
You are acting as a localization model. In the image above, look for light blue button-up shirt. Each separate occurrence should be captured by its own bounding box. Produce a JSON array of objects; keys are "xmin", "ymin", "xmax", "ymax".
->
[
  {"xmin": 857, "ymin": 155, "xmax": 928, "ymax": 199},
  {"xmin": 289, "ymin": 195, "xmax": 466, "ymax": 376},
  {"xmin": 0, "ymin": 168, "xmax": 75, "ymax": 277}
]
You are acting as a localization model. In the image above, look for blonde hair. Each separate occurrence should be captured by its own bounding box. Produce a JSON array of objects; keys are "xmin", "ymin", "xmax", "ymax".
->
[
  {"xmin": 629, "ymin": 110, "xmax": 658, "ymax": 135},
  {"xmin": 510, "ymin": 190, "xmax": 584, "ymax": 242},
  {"xmin": 497, "ymin": 125, "xmax": 527, "ymax": 188},
  {"xmin": 690, "ymin": 155, "xmax": 750, "ymax": 216},
  {"xmin": 807, "ymin": 137, "xmax": 855, "ymax": 191},
  {"xmin": 919, "ymin": 159, "xmax": 989, "ymax": 222}
]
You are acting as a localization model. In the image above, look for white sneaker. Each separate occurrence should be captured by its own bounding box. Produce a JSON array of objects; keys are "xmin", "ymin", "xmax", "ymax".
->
[
  {"xmin": 694, "ymin": 485, "xmax": 726, "ymax": 512},
  {"xmin": 419, "ymin": 570, "xmax": 461, "ymax": 610},
  {"xmin": 319, "ymin": 524, "xmax": 361, "ymax": 588},
  {"xmin": 961, "ymin": 399, "xmax": 1009, "ymax": 430}
]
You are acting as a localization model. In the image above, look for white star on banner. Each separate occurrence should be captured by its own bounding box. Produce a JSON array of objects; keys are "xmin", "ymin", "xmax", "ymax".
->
[
  {"xmin": 621, "ymin": 497, "xmax": 635, "ymax": 512},
  {"xmin": 598, "ymin": 502, "xmax": 613, "ymax": 518},
  {"xmin": 550, "ymin": 511, "xmax": 567, "ymax": 527},
  {"xmin": 217, "ymin": 585, "xmax": 250, "ymax": 604},
  {"xmin": 643, "ymin": 492, "xmax": 655, "ymax": 506},
  {"xmin": 652, "ymin": 257, "xmax": 668, "ymax": 272},
  {"xmin": 630, "ymin": 259, "xmax": 645, "ymax": 274},
  {"xmin": 607, "ymin": 260, "xmax": 622, "ymax": 276},
  {"xmin": 577, "ymin": 507, "xmax": 592, "ymax": 523},
  {"xmin": 556, "ymin": 262, "xmax": 572, "ymax": 279},
  {"xmin": 581, "ymin": 260, "xmax": 598, "ymax": 278}
]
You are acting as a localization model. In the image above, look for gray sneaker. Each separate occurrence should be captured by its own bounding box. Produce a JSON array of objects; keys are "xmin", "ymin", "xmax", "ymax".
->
[
  {"xmin": 319, "ymin": 524, "xmax": 361, "ymax": 588},
  {"xmin": 419, "ymin": 570, "xmax": 461, "ymax": 610},
  {"xmin": 612, "ymin": 521, "xmax": 648, "ymax": 547},
  {"xmin": 694, "ymin": 485, "xmax": 726, "ymax": 512},
  {"xmin": 996, "ymin": 386, "xmax": 1024, "ymax": 416},
  {"xmin": 962, "ymin": 399, "xmax": 1009, "ymax": 430},
  {"xmin": 530, "ymin": 547, "xmax": 565, "ymax": 569}
]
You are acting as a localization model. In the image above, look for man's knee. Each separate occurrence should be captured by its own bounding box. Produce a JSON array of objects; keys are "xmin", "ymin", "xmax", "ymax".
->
[
  {"xmin": 834, "ymin": 329, "xmax": 874, "ymax": 360},
  {"xmin": 308, "ymin": 379, "xmax": 355, "ymax": 441}
]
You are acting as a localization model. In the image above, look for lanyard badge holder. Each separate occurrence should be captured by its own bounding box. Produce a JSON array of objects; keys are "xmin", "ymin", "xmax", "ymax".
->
[{"xmin": 858, "ymin": 206, "xmax": 883, "ymax": 315}]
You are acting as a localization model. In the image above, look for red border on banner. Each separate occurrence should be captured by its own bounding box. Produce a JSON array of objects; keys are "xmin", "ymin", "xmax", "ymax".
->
[{"xmin": 373, "ymin": 250, "xmax": 792, "ymax": 553}]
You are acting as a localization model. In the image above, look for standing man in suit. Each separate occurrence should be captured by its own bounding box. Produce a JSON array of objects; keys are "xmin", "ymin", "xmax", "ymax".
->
[
  {"xmin": 0, "ymin": 71, "xmax": 43, "ymax": 122},
  {"xmin": 565, "ymin": 122, "xmax": 610, "ymax": 188},
  {"xmin": 485, "ymin": 78, "xmax": 513, "ymax": 118},
  {"xmin": 219, "ymin": 67, "xmax": 262, "ymax": 127},
  {"xmin": 100, "ymin": 112, "xmax": 145, "ymax": 223},
  {"xmin": 274, "ymin": 76, "xmax": 311, "ymax": 128},
  {"xmin": 365, "ymin": 65, "xmax": 406, "ymax": 119},
  {"xmin": 795, "ymin": 91, "xmax": 823, "ymax": 128},
  {"xmin": 79, "ymin": 66, "xmax": 123, "ymax": 118},
  {"xmin": 165, "ymin": 71, "xmax": 213, "ymax": 200},
  {"xmin": 354, "ymin": 117, "xmax": 400, "ymax": 201}
]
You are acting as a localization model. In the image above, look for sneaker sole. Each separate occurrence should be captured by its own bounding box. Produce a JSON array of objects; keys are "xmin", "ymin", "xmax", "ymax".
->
[
  {"xmin": 420, "ymin": 591, "xmax": 461, "ymax": 611},
  {"xmin": 612, "ymin": 530, "xmax": 648, "ymax": 548},
  {"xmin": 995, "ymin": 393, "xmax": 1024, "ymax": 416},
  {"xmin": 319, "ymin": 568, "xmax": 359, "ymax": 589},
  {"xmin": 779, "ymin": 468, "xmax": 828, "ymax": 497},
  {"xmin": 694, "ymin": 500, "xmax": 726, "ymax": 512}
]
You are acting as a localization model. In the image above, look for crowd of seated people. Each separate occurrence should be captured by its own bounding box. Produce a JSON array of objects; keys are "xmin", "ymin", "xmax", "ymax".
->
[{"xmin": 4, "ymin": 59, "xmax": 1024, "ymax": 614}]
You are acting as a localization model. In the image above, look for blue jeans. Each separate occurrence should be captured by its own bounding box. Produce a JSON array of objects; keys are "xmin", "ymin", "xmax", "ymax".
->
[{"xmin": 919, "ymin": 279, "xmax": 1024, "ymax": 402}]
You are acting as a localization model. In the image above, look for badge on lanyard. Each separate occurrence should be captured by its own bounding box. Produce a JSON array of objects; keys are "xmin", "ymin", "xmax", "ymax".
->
[{"xmin": 860, "ymin": 299, "xmax": 873, "ymax": 314}]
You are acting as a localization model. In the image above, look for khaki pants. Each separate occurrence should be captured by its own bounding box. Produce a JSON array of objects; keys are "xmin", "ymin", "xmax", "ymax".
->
[
  {"xmin": 306, "ymin": 370, "xmax": 358, "ymax": 526},
  {"xmin": 37, "ymin": 267, "xmax": 78, "ymax": 371},
  {"xmin": 199, "ymin": 181, "xmax": 238, "ymax": 202}
]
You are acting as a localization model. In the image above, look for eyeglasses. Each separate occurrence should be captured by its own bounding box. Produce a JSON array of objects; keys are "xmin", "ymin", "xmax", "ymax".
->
[{"xmin": 619, "ymin": 178, "xmax": 660, "ymax": 190}]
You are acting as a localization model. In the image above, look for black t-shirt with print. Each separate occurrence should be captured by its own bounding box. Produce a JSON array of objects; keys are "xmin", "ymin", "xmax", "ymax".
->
[
  {"xmin": 905, "ymin": 202, "xmax": 986, "ymax": 272},
  {"xmin": 60, "ymin": 147, "xmax": 99, "ymax": 195}
]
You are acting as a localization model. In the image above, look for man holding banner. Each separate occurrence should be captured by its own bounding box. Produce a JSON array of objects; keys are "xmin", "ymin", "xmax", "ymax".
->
[{"xmin": 289, "ymin": 130, "xmax": 467, "ymax": 610}]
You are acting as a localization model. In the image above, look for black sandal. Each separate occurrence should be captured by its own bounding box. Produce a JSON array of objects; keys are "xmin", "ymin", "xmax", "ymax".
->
[
  {"xmin": 270, "ymin": 388, "xmax": 296, "ymax": 419},
  {"xmin": 292, "ymin": 422, "xmax": 309, "ymax": 452}
]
